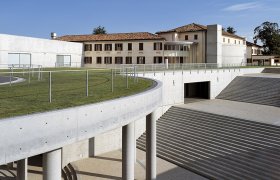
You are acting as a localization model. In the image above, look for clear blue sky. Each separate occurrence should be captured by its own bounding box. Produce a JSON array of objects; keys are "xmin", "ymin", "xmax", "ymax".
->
[{"xmin": 0, "ymin": 0, "xmax": 279, "ymax": 42}]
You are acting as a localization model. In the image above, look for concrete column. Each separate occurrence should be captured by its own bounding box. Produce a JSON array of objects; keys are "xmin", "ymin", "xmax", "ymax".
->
[
  {"xmin": 122, "ymin": 122, "xmax": 135, "ymax": 180},
  {"xmin": 146, "ymin": 112, "xmax": 157, "ymax": 180},
  {"xmin": 17, "ymin": 159, "xmax": 28, "ymax": 180},
  {"xmin": 43, "ymin": 149, "xmax": 62, "ymax": 180}
]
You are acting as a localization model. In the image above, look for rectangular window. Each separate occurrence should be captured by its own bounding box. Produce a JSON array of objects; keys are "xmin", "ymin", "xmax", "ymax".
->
[
  {"xmin": 137, "ymin": 56, "xmax": 145, "ymax": 64},
  {"xmin": 223, "ymin": 38, "xmax": 225, "ymax": 43},
  {"xmin": 234, "ymin": 40, "xmax": 237, "ymax": 44},
  {"xmin": 84, "ymin": 44, "xmax": 92, "ymax": 51},
  {"xmin": 96, "ymin": 57, "xmax": 102, "ymax": 64},
  {"xmin": 115, "ymin": 43, "xmax": 123, "ymax": 51},
  {"xmin": 139, "ymin": 43, "xmax": 144, "ymax": 51},
  {"xmin": 126, "ymin": 57, "xmax": 132, "ymax": 64},
  {"xmin": 228, "ymin": 39, "xmax": 230, "ymax": 43},
  {"xmin": 105, "ymin": 44, "xmax": 112, "ymax": 51},
  {"xmin": 128, "ymin": 43, "xmax": 132, "ymax": 51},
  {"xmin": 94, "ymin": 44, "xmax": 102, "ymax": 51},
  {"xmin": 84, "ymin": 57, "xmax": 92, "ymax": 64},
  {"xmin": 154, "ymin": 42, "xmax": 162, "ymax": 50},
  {"xmin": 115, "ymin": 57, "xmax": 123, "ymax": 64},
  {"xmin": 194, "ymin": 35, "xmax": 198, "ymax": 40},
  {"xmin": 104, "ymin": 57, "xmax": 112, "ymax": 64},
  {"xmin": 154, "ymin": 57, "xmax": 163, "ymax": 64},
  {"xmin": 185, "ymin": 35, "xmax": 189, "ymax": 40}
]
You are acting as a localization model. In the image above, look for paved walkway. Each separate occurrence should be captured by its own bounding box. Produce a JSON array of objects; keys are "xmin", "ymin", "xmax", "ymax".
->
[
  {"xmin": 0, "ymin": 76, "xmax": 16, "ymax": 84},
  {"xmin": 72, "ymin": 149, "xmax": 206, "ymax": 180},
  {"xmin": 243, "ymin": 73, "xmax": 280, "ymax": 78},
  {"xmin": 178, "ymin": 99, "xmax": 280, "ymax": 126},
  {"xmin": 0, "ymin": 149, "xmax": 206, "ymax": 180}
]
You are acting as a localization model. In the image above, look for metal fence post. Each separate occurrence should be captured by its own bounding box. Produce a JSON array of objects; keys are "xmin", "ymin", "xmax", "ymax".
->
[
  {"xmin": 28, "ymin": 67, "xmax": 31, "ymax": 84},
  {"xmin": 86, "ymin": 70, "xmax": 89, "ymax": 97},
  {"xmin": 111, "ymin": 69, "xmax": 114, "ymax": 92},
  {"xmin": 126, "ymin": 68, "xmax": 128, "ymax": 89},
  {"xmin": 49, "ymin": 72, "xmax": 52, "ymax": 103},
  {"xmin": 38, "ymin": 67, "xmax": 41, "ymax": 81},
  {"xmin": 134, "ymin": 66, "xmax": 136, "ymax": 83},
  {"xmin": 9, "ymin": 67, "xmax": 12, "ymax": 86}
]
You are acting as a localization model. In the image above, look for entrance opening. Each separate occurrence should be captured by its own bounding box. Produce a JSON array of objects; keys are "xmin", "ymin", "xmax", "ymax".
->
[{"xmin": 184, "ymin": 81, "xmax": 210, "ymax": 103}]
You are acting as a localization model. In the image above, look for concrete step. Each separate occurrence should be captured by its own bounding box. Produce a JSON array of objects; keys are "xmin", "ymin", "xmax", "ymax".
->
[
  {"xmin": 262, "ymin": 68, "xmax": 280, "ymax": 74},
  {"xmin": 216, "ymin": 76, "xmax": 280, "ymax": 107},
  {"xmin": 137, "ymin": 106, "xmax": 280, "ymax": 180}
]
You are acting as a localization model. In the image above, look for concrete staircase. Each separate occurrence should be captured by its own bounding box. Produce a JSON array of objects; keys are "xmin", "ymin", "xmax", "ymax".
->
[
  {"xmin": 262, "ymin": 68, "xmax": 280, "ymax": 74},
  {"xmin": 216, "ymin": 76, "xmax": 280, "ymax": 107},
  {"xmin": 137, "ymin": 106, "xmax": 280, "ymax": 180}
]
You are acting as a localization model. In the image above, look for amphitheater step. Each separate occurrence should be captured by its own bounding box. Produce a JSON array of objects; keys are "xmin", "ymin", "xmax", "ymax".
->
[
  {"xmin": 137, "ymin": 106, "xmax": 280, "ymax": 180},
  {"xmin": 216, "ymin": 76, "xmax": 280, "ymax": 107},
  {"xmin": 262, "ymin": 68, "xmax": 280, "ymax": 74}
]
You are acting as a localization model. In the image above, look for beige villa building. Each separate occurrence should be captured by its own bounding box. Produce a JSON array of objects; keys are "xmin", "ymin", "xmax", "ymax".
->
[{"xmin": 57, "ymin": 23, "xmax": 247, "ymax": 68}]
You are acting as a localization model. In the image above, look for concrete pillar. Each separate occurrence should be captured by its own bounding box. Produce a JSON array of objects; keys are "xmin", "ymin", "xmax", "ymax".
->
[
  {"xmin": 17, "ymin": 159, "xmax": 28, "ymax": 180},
  {"xmin": 43, "ymin": 149, "xmax": 62, "ymax": 180},
  {"xmin": 122, "ymin": 122, "xmax": 135, "ymax": 180},
  {"xmin": 206, "ymin": 24, "xmax": 223, "ymax": 64},
  {"xmin": 146, "ymin": 112, "xmax": 157, "ymax": 180}
]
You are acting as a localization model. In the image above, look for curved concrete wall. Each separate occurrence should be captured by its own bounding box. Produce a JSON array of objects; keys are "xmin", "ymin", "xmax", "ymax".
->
[{"xmin": 0, "ymin": 80, "xmax": 162, "ymax": 165}]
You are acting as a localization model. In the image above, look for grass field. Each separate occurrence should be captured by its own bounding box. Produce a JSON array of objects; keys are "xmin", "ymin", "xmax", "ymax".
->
[{"xmin": 0, "ymin": 69, "xmax": 153, "ymax": 119}]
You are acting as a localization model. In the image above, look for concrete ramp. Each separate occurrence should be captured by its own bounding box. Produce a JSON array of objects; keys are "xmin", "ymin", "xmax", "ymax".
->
[
  {"xmin": 137, "ymin": 106, "xmax": 280, "ymax": 180},
  {"xmin": 216, "ymin": 76, "xmax": 280, "ymax": 107}
]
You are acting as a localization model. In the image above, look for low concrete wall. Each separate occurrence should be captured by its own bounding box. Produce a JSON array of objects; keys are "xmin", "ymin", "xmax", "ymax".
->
[{"xmin": 0, "ymin": 79, "xmax": 162, "ymax": 165}]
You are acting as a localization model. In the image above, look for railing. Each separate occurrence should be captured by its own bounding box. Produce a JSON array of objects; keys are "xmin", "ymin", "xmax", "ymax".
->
[
  {"xmin": 0, "ymin": 64, "xmax": 42, "ymax": 70},
  {"xmin": 0, "ymin": 68, "xmax": 147, "ymax": 119},
  {"xmin": 55, "ymin": 62, "xmax": 82, "ymax": 68},
  {"xmin": 117, "ymin": 63, "xmax": 250, "ymax": 75}
]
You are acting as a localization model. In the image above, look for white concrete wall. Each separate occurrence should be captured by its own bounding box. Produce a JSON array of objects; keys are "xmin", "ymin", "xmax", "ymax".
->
[
  {"xmin": 0, "ymin": 34, "xmax": 83, "ymax": 67},
  {"xmin": 64, "ymin": 67, "xmax": 264, "ymax": 166},
  {"xmin": 222, "ymin": 37, "xmax": 247, "ymax": 65},
  {"xmin": 0, "ymin": 80, "xmax": 162, "ymax": 165}
]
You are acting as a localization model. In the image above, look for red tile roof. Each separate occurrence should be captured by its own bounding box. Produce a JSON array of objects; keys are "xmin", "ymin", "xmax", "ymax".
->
[
  {"xmin": 156, "ymin": 23, "xmax": 207, "ymax": 34},
  {"xmin": 57, "ymin": 32, "xmax": 165, "ymax": 42},
  {"xmin": 246, "ymin": 41, "xmax": 262, "ymax": 47},
  {"xmin": 157, "ymin": 23, "xmax": 245, "ymax": 40}
]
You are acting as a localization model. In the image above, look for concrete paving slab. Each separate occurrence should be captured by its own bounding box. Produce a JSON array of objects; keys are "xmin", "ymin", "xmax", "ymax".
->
[
  {"xmin": 243, "ymin": 73, "xmax": 280, "ymax": 78},
  {"xmin": 177, "ymin": 99, "xmax": 280, "ymax": 126},
  {"xmin": 72, "ymin": 149, "xmax": 207, "ymax": 180},
  {"xmin": 0, "ymin": 149, "xmax": 207, "ymax": 180}
]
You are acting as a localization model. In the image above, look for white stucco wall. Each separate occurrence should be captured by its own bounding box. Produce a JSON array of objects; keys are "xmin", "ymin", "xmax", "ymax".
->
[
  {"xmin": 0, "ymin": 34, "xmax": 83, "ymax": 67},
  {"xmin": 222, "ymin": 42, "xmax": 247, "ymax": 64}
]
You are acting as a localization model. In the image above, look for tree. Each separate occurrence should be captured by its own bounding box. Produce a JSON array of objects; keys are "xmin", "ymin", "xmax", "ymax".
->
[
  {"xmin": 92, "ymin": 26, "xmax": 107, "ymax": 35},
  {"xmin": 254, "ymin": 21, "xmax": 280, "ymax": 55},
  {"xmin": 226, "ymin": 26, "xmax": 236, "ymax": 34}
]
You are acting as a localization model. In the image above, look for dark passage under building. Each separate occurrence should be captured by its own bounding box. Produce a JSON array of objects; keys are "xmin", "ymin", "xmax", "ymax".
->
[{"xmin": 184, "ymin": 82, "xmax": 210, "ymax": 103}]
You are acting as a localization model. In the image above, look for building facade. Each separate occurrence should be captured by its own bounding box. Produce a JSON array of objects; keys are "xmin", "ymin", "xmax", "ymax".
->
[
  {"xmin": 57, "ymin": 23, "xmax": 247, "ymax": 68},
  {"xmin": 157, "ymin": 23, "xmax": 247, "ymax": 65},
  {"xmin": 57, "ymin": 32, "xmax": 192, "ymax": 68}
]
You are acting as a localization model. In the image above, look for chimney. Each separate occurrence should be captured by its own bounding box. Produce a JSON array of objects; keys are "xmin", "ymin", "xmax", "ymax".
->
[{"xmin": 51, "ymin": 32, "xmax": 57, "ymax": 39}]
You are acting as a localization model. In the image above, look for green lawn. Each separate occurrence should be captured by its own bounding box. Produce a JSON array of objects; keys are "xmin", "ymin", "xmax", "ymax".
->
[{"xmin": 0, "ymin": 69, "xmax": 153, "ymax": 119}]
